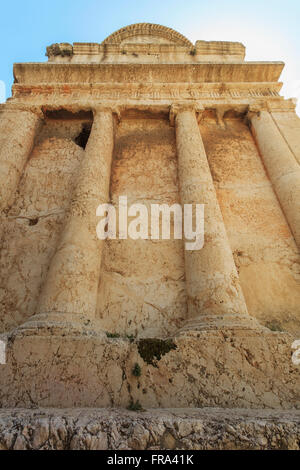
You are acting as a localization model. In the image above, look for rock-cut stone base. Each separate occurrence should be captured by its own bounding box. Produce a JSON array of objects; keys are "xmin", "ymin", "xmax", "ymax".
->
[
  {"xmin": 0, "ymin": 327, "xmax": 299, "ymax": 409},
  {"xmin": 0, "ymin": 408, "xmax": 300, "ymax": 450}
]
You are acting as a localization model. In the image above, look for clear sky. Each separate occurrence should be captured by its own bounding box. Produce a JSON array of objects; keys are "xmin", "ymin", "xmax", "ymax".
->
[{"xmin": 0, "ymin": 0, "xmax": 299, "ymax": 114}]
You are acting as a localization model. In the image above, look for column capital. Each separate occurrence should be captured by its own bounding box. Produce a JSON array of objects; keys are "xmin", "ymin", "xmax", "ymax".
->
[
  {"xmin": 92, "ymin": 105, "xmax": 121, "ymax": 122},
  {"xmin": 267, "ymin": 98, "xmax": 297, "ymax": 113},
  {"xmin": 246, "ymin": 99, "xmax": 297, "ymax": 124},
  {"xmin": 169, "ymin": 102, "xmax": 204, "ymax": 126},
  {"xmin": 0, "ymin": 103, "xmax": 44, "ymax": 120},
  {"xmin": 245, "ymin": 103, "xmax": 268, "ymax": 125}
]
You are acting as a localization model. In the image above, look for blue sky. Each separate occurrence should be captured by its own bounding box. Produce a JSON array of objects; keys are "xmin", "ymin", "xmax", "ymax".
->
[{"xmin": 0, "ymin": 0, "xmax": 299, "ymax": 113}]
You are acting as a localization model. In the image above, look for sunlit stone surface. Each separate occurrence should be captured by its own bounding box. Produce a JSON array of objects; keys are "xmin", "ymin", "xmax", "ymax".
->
[{"xmin": 0, "ymin": 24, "xmax": 299, "ymax": 449}]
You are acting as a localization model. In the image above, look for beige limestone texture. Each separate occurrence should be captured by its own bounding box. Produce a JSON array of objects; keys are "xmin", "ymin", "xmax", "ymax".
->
[
  {"xmin": 0, "ymin": 408, "xmax": 299, "ymax": 450},
  {"xmin": 271, "ymin": 110, "xmax": 300, "ymax": 165},
  {"xmin": 0, "ymin": 24, "xmax": 299, "ymax": 418},
  {"xmin": 97, "ymin": 115, "xmax": 187, "ymax": 337},
  {"xmin": 174, "ymin": 107, "xmax": 256, "ymax": 331},
  {"xmin": 35, "ymin": 109, "xmax": 114, "ymax": 331},
  {"xmin": 250, "ymin": 110, "xmax": 300, "ymax": 249},
  {"xmin": 0, "ymin": 327, "xmax": 299, "ymax": 409},
  {"xmin": 0, "ymin": 109, "xmax": 41, "ymax": 212},
  {"xmin": 200, "ymin": 113, "xmax": 300, "ymax": 335},
  {"xmin": 0, "ymin": 117, "xmax": 87, "ymax": 333}
]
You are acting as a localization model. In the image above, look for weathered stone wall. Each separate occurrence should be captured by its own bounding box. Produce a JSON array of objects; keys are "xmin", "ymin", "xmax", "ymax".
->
[
  {"xmin": 0, "ymin": 117, "xmax": 88, "ymax": 333},
  {"xmin": 200, "ymin": 114, "xmax": 300, "ymax": 336},
  {"xmin": 1, "ymin": 113, "xmax": 299, "ymax": 337},
  {"xmin": 0, "ymin": 408, "xmax": 299, "ymax": 450},
  {"xmin": 0, "ymin": 327, "xmax": 299, "ymax": 409},
  {"xmin": 0, "ymin": 24, "xmax": 299, "ymax": 446},
  {"xmin": 97, "ymin": 115, "xmax": 187, "ymax": 337}
]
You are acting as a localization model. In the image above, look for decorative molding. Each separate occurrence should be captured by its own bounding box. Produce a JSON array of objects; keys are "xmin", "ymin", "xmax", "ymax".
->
[
  {"xmin": 102, "ymin": 23, "xmax": 193, "ymax": 48},
  {"xmin": 12, "ymin": 82, "xmax": 282, "ymax": 102}
]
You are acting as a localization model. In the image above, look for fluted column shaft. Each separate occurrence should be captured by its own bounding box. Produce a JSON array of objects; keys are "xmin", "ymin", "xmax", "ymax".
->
[
  {"xmin": 249, "ymin": 110, "xmax": 300, "ymax": 249},
  {"xmin": 174, "ymin": 107, "xmax": 255, "ymax": 331},
  {"xmin": 36, "ymin": 109, "xmax": 114, "ymax": 327},
  {"xmin": 0, "ymin": 108, "xmax": 41, "ymax": 211}
]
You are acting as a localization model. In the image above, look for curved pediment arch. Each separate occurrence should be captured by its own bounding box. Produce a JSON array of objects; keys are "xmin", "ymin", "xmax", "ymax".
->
[{"xmin": 102, "ymin": 23, "xmax": 193, "ymax": 48}]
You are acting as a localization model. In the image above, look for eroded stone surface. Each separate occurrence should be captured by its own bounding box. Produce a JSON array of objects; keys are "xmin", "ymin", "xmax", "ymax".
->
[
  {"xmin": 0, "ymin": 23, "xmax": 299, "ymax": 419},
  {"xmin": 0, "ymin": 329, "xmax": 299, "ymax": 409},
  {"xmin": 0, "ymin": 408, "xmax": 299, "ymax": 450},
  {"xmin": 97, "ymin": 116, "xmax": 187, "ymax": 337},
  {"xmin": 200, "ymin": 115, "xmax": 300, "ymax": 336},
  {"xmin": 0, "ymin": 118, "xmax": 86, "ymax": 333}
]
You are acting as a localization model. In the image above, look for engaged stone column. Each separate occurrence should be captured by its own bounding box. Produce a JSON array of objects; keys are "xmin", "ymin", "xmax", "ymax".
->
[
  {"xmin": 0, "ymin": 107, "xmax": 41, "ymax": 211},
  {"xmin": 249, "ymin": 109, "xmax": 300, "ymax": 249},
  {"xmin": 171, "ymin": 104, "xmax": 258, "ymax": 331},
  {"xmin": 271, "ymin": 110, "xmax": 300, "ymax": 166},
  {"xmin": 22, "ymin": 108, "xmax": 115, "ymax": 334}
]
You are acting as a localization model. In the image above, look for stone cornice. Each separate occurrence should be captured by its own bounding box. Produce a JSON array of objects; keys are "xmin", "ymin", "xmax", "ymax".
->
[{"xmin": 13, "ymin": 62, "xmax": 284, "ymax": 85}]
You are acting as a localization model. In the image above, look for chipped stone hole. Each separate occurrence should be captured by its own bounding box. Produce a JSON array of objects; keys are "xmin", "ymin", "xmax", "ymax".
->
[
  {"xmin": 42, "ymin": 109, "xmax": 93, "ymax": 149},
  {"xmin": 28, "ymin": 218, "xmax": 39, "ymax": 226},
  {"xmin": 75, "ymin": 123, "xmax": 92, "ymax": 149}
]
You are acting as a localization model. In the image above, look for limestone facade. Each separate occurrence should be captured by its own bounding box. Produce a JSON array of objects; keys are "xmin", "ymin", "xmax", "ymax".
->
[{"xmin": 0, "ymin": 24, "xmax": 299, "ymax": 410}]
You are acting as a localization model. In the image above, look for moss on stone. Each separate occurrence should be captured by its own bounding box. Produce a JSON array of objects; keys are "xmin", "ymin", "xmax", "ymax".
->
[
  {"xmin": 132, "ymin": 363, "xmax": 142, "ymax": 377},
  {"xmin": 265, "ymin": 321, "xmax": 283, "ymax": 332},
  {"xmin": 106, "ymin": 332, "xmax": 121, "ymax": 338},
  {"xmin": 137, "ymin": 338, "xmax": 177, "ymax": 367},
  {"xmin": 126, "ymin": 334, "xmax": 135, "ymax": 343},
  {"xmin": 127, "ymin": 399, "xmax": 144, "ymax": 412}
]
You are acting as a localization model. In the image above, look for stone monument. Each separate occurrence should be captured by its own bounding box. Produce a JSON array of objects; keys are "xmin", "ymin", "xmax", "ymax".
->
[{"xmin": 0, "ymin": 23, "xmax": 299, "ymax": 450}]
